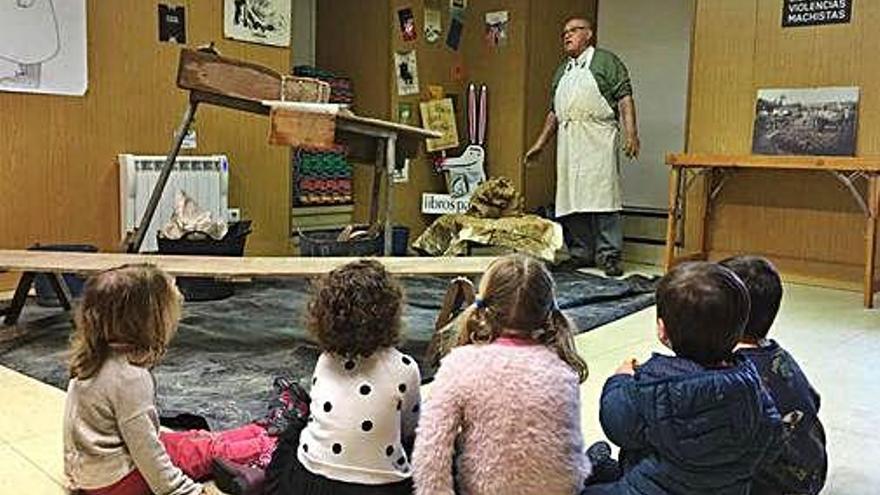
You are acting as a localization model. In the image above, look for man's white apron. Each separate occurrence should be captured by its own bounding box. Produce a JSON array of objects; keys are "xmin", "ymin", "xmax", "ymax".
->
[{"xmin": 553, "ymin": 46, "xmax": 621, "ymax": 217}]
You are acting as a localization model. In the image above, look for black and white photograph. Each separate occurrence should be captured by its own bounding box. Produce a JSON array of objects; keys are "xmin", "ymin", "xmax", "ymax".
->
[
  {"xmin": 224, "ymin": 0, "xmax": 291, "ymax": 47},
  {"xmin": 752, "ymin": 86, "xmax": 859, "ymax": 156}
]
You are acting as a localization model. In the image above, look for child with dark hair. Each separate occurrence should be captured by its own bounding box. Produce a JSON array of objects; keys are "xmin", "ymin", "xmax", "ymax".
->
[
  {"xmin": 264, "ymin": 259, "xmax": 420, "ymax": 495},
  {"xmin": 413, "ymin": 254, "xmax": 591, "ymax": 495},
  {"xmin": 582, "ymin": 262, "xmax": 782, "ymax": 495},
  {"xmin": 720, "ymin": 255, "xmax": 827, "ymax": 495}
]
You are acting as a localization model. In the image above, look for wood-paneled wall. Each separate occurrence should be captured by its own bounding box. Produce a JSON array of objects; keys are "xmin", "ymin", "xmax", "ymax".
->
[
  {"xmin": 459, "ymin": 0, "xmax": 529, "ymax": 194},
  {"xmin": 386, "ymin": 0, "xmax": 463, "ymax": 234},
  {"xmin": 316, "ymin": 0, "xmax": 392, "ymax": 225},
  {"xmin": 0, "ymin": 1, "xmax": 292, "ymax": 290},
  {"xmin": 688, "ymin": 0, "xmax": 880, "ymax": 289}
]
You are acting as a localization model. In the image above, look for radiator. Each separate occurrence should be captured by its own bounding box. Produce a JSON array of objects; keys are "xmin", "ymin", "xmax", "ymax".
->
[{"xmin": 119, "ymin": 154, "xmax": 229, "ymax": 253}]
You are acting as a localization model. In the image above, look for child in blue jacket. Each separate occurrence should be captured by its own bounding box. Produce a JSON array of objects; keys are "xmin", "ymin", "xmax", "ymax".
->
[
  {"xmin": 721, "ymin": 256, "xmax": 827, "ymax": 495},
  {"xmin": 582, "ymin": 262, "xmax": 783, "ymax": 495}
]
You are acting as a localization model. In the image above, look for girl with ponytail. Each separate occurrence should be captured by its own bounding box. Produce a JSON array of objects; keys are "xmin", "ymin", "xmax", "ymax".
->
[{"xmin": 413, "ymin": 254, "xmax": 592, "ymax": 495}]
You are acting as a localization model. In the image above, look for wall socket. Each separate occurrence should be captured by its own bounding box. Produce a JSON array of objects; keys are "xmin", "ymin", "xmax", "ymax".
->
[{"xmin": 228, "ymin": 208, "xmax": 241, "ymax": 222}]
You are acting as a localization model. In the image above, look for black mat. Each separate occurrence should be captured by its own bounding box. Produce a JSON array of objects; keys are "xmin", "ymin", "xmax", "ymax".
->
[{"xmin": 0, "ymin": 271, "xmax": 657, "ymax": 430}]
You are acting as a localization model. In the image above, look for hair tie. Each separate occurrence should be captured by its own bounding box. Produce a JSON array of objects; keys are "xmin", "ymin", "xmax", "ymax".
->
[{"xmin": 474, "ymin": 297, "xmax": 486, "ymax": 309}]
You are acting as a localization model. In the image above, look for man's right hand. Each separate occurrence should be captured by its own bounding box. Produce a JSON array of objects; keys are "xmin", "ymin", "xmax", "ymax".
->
[{"xmin": 523, "ymin": 143, "xmax": 544, "ymax": 167}]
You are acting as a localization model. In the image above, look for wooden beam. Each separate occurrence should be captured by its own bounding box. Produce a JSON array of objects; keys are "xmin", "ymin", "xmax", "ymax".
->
[
  {"xmin": 667, "ymin": 153, "xmax": 880, "ymax": 172},
  {"xmin": 0, "ymin": 251, "xmax": 496, "ymax": 278},
  {"xmin": 177, "ymin": 48, "xmax": 328, "ymax": 107}
]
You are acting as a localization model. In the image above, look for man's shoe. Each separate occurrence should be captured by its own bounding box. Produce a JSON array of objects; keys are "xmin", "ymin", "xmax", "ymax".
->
[{"xmin": 602, "ymin": 259, "xmax": 624, "ymax": 277}]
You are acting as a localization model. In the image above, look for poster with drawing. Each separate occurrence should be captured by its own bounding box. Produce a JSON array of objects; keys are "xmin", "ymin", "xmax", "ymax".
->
[
  {"xmin": 224, "ymin": 0, "xmax": 291, "ymax": 47},
  {"xmin": 394, "ymin": 50, "xmax": 420, "ymax": 96},
  {"xmin": 420, "ymin": 98, "xmax": 459, "ymax": 152},
  {"xmin": 0, "ymin": 0, "xmax": 87, "ymax": 96}
]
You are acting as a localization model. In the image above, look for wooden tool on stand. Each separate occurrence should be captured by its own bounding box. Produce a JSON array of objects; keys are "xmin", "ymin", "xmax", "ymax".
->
[{"xmin": 125, "ymin": 47, "xmax": 439, "ymax": 255}]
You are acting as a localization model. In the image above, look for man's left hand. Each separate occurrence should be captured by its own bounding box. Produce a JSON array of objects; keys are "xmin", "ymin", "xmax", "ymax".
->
[{"xmin": 624, "ymin": 133, "xmax": 640, "ymax": 159}]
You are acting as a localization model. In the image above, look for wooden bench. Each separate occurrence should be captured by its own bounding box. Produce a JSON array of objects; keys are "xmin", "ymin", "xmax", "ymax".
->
[{"xmin": 0, "ymin": 250, "xmax": 496, "ymax": 325}]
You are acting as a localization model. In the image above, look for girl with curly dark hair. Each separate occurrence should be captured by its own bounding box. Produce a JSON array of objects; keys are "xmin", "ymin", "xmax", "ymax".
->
[{"xmin": 265, "ymin": 259, "xmax": 420, "ymax": 495}]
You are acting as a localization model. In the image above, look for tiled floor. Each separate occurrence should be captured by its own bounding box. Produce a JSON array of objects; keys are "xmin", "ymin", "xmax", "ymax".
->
[{"xmin": 2, "ymin": 266, "xmax": 879, "ymax": 493}]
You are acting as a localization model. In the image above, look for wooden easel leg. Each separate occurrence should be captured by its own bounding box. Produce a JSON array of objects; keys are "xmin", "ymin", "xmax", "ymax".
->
[
  {"xmin": 3, "ymin": 272, "xmax": 36, "ymax": 326},
  {"xmin": 48, "ymin": 273, "xmax": 73, "ymax": 311},
  {"xmin": 383, "ymin": 136, "xmax": 397, "ymax": 256},
  {"xmin": 864, "ymin": 176, "xmax": 879, "ymax": 308},
  {"xmin": 369, "ymin": 141, "xmax": 383, "ymax": 227},
  {"xmin": 127, "ymin": 100, "xmax": 200, "ymax": 253},
  {"xmin": 664, "ymin": 167, "xmax": 682, "ymax": 271}
]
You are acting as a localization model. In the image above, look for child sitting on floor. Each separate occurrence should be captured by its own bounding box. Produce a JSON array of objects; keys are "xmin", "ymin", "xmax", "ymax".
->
[
  {"xmin": 413, "ymin": 253, "xmax": 591, "ymax": 495},
  {"xmin": 582, "ymin": 262, "xmax": 783, "ymax": 495},
  {"xmin": 263, "ymin": 259, "xmax": 421, "ymax": 495},
  {"xmin": 63, "ymin": 264, "xmax": 220, "ymax": 495},
  {"xmin": 720, "ymin": 255, "xmax": 827, "ymax": 495}
]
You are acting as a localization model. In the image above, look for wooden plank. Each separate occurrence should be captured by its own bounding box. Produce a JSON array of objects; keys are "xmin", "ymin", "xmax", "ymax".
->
[
  {"xmin": 177, "ymin": 49, "xmax": 328, "ymax": 106},
  {"xmin": 337, "ymin": 113, "xmax": 441, "ymax": 140},
  {"xmin": 268, "ymin": 108, "xmax": 336, "ymax": 148},
  {"xmin": 0, "ymin": 251, "xmax": 496, "ymax": 278},
  {"xmin": 668, "ymin": 153, "xmax": 880, "ymax": 172}
]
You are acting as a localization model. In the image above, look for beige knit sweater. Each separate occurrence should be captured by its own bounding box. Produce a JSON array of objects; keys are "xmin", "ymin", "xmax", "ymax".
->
[{"xmin": 63, "ymin": 354, "xmax": 202, "ymax": 495}]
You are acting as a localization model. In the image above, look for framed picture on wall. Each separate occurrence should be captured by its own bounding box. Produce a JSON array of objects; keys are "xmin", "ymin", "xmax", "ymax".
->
[
  {"xmin": 752, "ymin": 87, "xmax": 859, "ymax": 156},
  {"xmin": 0, "ymin": 0, "xmax": 88, "ymax": 96},
  {"xmin": 223, "ymin": 0, "xmax": 291, "ymax": 47}
]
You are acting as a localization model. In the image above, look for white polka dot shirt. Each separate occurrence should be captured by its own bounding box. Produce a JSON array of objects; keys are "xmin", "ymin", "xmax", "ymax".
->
[{"xmin": 298, "ymin": 347, "xmax": 421, "ymax": 484}]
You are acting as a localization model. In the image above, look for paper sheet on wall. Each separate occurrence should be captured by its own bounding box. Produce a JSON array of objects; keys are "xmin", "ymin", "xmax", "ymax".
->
[
  {"xmin": 450, "ymin": 0, "xmax": 467, "ymax": 19},
  {"xmin": 395, "ymin": 50, "xmax": 420, "ymax": 96},
  {"xmin": 158, "ymin": 4, "xmax": 187, "ymax": 44},
  {"xmin": 425, "ymin": 7, "xmax": 442, "ymax": 43},
  {"xmin": 420, "ymin": 98, "xmax": 459, "ymax": 152},
  {"xmin": 446, "ymin": 16, "xmax": 464, "ymax": 51},
  {"xmin": 398, "ymin": 102, "xmax": 414, "ymax": 125},
  {"xmin": 485, "ymin": 11, "xmax": 509, "ymax": 47},
  {"xmin": 0, "ymin": 0, "xmax": 88, "ymax": 96},
  {"xmin": 398, "ymin": 7, "xmax": 417, "ymax": 42}
]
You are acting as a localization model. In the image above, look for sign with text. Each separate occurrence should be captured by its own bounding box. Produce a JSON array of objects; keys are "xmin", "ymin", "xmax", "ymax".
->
[
  {"xmin": 421, "ymin": 193, "xmax": 470, "ymax": 214},
  {"xmin": 782, "ymin": 0, "xmax": 852, "ymax": 28}
]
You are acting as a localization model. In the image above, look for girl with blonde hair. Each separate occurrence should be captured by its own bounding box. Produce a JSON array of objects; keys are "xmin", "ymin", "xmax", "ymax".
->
[{"xmin": 413, "ymin": 253, "xmax": 591, "ymax": 495}]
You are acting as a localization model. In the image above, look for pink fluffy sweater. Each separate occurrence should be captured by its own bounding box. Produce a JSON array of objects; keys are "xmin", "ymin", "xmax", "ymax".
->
[{"xmin": 413, "ymin": 341, "xmax": 591, "ymax": 495}]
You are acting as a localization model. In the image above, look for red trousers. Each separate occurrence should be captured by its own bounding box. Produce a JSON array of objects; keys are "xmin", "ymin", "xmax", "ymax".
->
[{"xmin": 81, "ymin": 424, "xmax": 277, "ymax": 495}]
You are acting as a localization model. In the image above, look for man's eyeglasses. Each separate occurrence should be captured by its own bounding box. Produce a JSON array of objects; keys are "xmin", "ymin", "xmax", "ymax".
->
[{"xmin": 562, "ymin": 26, "xmax": 588, "ymax": 38}]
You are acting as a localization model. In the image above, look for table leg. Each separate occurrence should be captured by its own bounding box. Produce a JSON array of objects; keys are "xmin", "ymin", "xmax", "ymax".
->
[
  {"xmin": 665, "ymin": 167, "xmax": 682, "ymax": 271},
  {"xmin": 697, "ymin": 169, "xmax": 716, "ymax": 261},
  {"xmin": 3, "ymin": 272, "xmax": 36, "ymax": 326},
  {"xmin": 864, "ymin": 176, "xmax": 879, "ymax": 308},
  {"xmin": 48, "ymin": 273, "xmax": 73, "ymax": 311},
  {"xmin": 384, "ymin": 136, "xmax": 397, "ymax": 256},
  {"xmin": 369, "ymin": 140, "xmax": 384, "ymax": 227}
]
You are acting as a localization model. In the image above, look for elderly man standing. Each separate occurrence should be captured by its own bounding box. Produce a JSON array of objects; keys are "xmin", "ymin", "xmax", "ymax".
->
[{"xmin": 525, "ymin": 16, "xmax": 639, "ymax": 277}]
